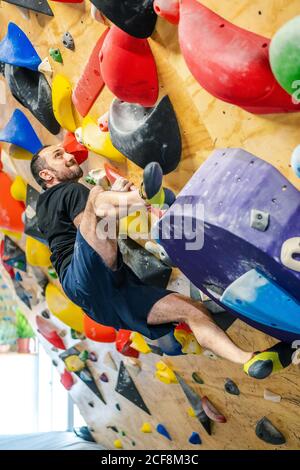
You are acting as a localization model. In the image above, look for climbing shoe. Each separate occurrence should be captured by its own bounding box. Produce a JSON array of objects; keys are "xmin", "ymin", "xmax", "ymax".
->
[
  {"xmin": 141, "ymin": 162, "xmax": 175, "ymax": 208},
  {"xmin": 244, "ymin": 342, "xmax": 293, "ymax": 379}
]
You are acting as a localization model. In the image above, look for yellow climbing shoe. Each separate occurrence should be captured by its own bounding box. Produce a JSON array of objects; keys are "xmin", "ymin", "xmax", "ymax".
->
[{"xmin": 244, "ymin": 342, "xmax": 293, "ymax": 379}]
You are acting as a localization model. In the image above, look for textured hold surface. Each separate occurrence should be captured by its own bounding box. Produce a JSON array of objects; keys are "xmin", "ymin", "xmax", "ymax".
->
[
  {"xmin": 0, "ymin": 22, "xmax": 41, "ymax": 71},
  {"xmin": 62, "ymin": 32, "xmax": 75, "ymax": 51},
  {"xmin": 100, "ymin": 26, "xmax": 159, "ymax": 107},
  {"xmin": 255, "ymin": 417, "xmax": 286, "ymax": 445},
  {"xmin": 109, "ymin": 96, "xmax": 181, "ymax": 174},
  {"xmin": 221, "ymin": 269, "xmax": 300, "ymax": 336},
  {"xmin": 4, "ymin": 64, "xmax": 60, "ymax": 135},
  {"xmin": 89, "ymin": 0, "xmax": 157, "ymax": 38},
  {"xmin": 157, "ymin": 148, "xmax": 300, "ymax": 342},
  {"xmin": 72, "ymin": 28, "xmax": 109, "ymax": 117},
  {"xmin": 2, "ymin": 0, "xmax": 53, "ymax": 16},
  {"xmin": 118, "ymin": 237, "xmax": 172, "ymax": 289},
  {"xmin": 115, "ymin": 361, "xmax": 151, "ymax": 415},
  {"xmin": 0, "ymin": 109, "xmax": 42, "ymax": 153},
  {"xmin": 250, "ymin": 209, "xmax": 270, "ymax": 232},
  {"xmin": 178, "ymin": 0, "xmax": 300, "ymax": 114}
]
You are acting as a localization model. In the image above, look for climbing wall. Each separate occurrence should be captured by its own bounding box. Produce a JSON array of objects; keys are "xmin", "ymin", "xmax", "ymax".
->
[{"xmin": 0, "ymin": 0, "xmax": 300, "ymax": 450}]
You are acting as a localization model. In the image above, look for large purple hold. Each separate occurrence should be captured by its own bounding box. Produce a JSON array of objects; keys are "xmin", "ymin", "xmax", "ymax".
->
[{"xmin": 156, "ymin": 148, "xmax": 300, "ymax": 342}]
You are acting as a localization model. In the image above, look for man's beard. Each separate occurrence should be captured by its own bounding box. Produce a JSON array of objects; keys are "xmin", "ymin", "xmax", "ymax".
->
[{"xmin": 57, "ymin": 165, "xmax": 83, "ymax": 182}]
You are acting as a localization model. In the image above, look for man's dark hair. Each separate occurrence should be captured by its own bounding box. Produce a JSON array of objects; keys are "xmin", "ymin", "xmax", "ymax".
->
[{"xmin": 30, "ymin": 145, "xmax": 50, "ymax": 190}]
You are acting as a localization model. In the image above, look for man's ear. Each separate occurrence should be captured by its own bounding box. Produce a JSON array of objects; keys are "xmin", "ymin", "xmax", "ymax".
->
[{"xmin": 39, "ymin": 169, "xmax": 52, "ymax": 182}]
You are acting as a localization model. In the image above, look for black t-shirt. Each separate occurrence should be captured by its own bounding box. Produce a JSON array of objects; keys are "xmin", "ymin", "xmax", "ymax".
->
[{"xmin": 36, "ymin": 182, "xmax": 90, "ymax": 278}]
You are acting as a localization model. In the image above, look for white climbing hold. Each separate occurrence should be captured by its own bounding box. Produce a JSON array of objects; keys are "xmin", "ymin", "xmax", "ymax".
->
[
  {"xmin": 38, "ymin": 57, "xmax": 53, "ymax": 76},
  {"xmin": 250, "ymin": 209, "xmax": 270, "ymax": 232},
  {"xmin": 75, "ymin": 127, "xmax": 84, "ymax": 145},
  {"xmin": 280, "ymin": 237, "xmax": 300, "ymax": 272},
  {"xmin": 264, "ymin": 389, "xmax": 281, "ymax": 403}
]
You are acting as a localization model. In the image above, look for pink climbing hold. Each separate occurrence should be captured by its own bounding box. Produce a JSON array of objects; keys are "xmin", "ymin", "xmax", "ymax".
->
[
  {"xmin": 99, "ymin": 26, "xmax": 159, "ymax": 107},
  {"xmin": 98, "ymin": 111, "xmax": 109, "ymax": 132},
  {"xmin": 154, "ymin": 0, "xmax": 180, "ymax": 24},
  {"xmin": 202, "ymin": 396, "xmax": 227, "ymax": 423},
  {"xmin": 72, "ymin": 28, "xmax": 109, "ymax": 117},
  {"xmin": 178, "ymin": 0, "xmax": 300, "ymax": 114}
]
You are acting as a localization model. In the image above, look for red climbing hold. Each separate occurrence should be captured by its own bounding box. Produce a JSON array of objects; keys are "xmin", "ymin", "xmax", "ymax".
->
[
  {"xmin": 83, "ymin": 314, "xmax": 117, "ymax": 343},
  {"xmin": 63, "ymin": 132, "xmax": 88, "ymax": 165},
  {"xmin": 0, "ymin": 171, "xmax": 24, "ymax": 233},
  {"xmin": 72, "ymin": 28, "xmax": 109, "ymax": 117},
  {"xmin": 178, "ymin": 0, "xmax": 300, "ymax": 114},
  {"xmin": 99, "ymin": 26, "xmax": 159, "ymax": 107},
  {"xmin": 60, "ymin": 369, "xmax": 74, "ymax": 391},
  {"xmin": 153, "ymin": 0, "xmax": 180, "ymax": 24},
  {"xmin": 36, "ymin": 315, "xmax": 66, "ymax": 350},
  {"xmin": 115, "ymin": 329, "xmax": 140, "ymax": 358}
]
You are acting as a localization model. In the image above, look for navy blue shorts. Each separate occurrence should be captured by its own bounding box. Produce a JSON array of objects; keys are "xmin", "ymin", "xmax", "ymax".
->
[{"xmin": 60, "ymin": 229, "xmax": 174, "ymax": 340}]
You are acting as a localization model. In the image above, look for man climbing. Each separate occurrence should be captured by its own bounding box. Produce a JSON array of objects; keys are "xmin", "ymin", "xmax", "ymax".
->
[{"xmin": 32, "ymin": 144, "xmax": 294, "ymax": 379}]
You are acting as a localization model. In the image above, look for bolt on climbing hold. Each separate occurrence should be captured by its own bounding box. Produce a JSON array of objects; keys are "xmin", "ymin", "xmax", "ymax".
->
[
  {"xmin": 250, "ymin": 209, "xmax": 270, "ymax": 232},
  {"xmin": 192, "ymin": 372, "xmax": 204, "ymax": 384},
  {"xmin": 49, "ymin": 48, "xmax": 63, "ymax": 64},
  {"xmin": 114, "ymin": 439, "xmax": 123, "ymax": 449},
  {"xmin": 62, "ymin": 32, "xmax": 75, "ymax": 51},
  {"xmin": 156, "ymin": 424, "xmax": 172, "ymax": 441},
  {"xmin": 263, "ymin": 389, "xmax": 281, "ymax": 403},
  {"xmin": 141, "ymin": 422, "xmax": 152, "ymax": 433},
  {"xmin": 189, "ymin": 432, "xmax": 202, "ymax": 445},
  {"xmin": 100, "ymin": 373, "xmax": 109, "ymax": 383},
  {"xmin": 255, "ymin": 417, "xmax": 285, "ymax": 445},
  {"xmin": 224, "ymin": 378, "xmax": 240, "ymax": 396}
]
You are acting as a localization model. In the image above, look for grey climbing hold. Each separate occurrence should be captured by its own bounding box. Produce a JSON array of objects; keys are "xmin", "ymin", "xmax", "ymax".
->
[
  {"xmin": 255, "ymin": 417, "xmax": 286, "ymax": 445},
  {"xmin": 62, "ymin": 32, "xmax": 75, "ymax": 51},
  {"xmin": 250, "ymin": 209, "xmax": 270, "ymax": 232},
  {"xmin": 224, "ymin": 378, "xmax": 240, "ymax": 396}
]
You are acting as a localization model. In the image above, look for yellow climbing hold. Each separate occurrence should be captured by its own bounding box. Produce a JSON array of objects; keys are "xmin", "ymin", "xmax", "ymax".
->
[
  {"xmin": 25, "ymin": 236, "xmax": 51, "ymax": 267},
  {"xmin": 130, "ymin": 332, "xmax": 151, "ymax": 354},
  {"xmin": 10, "ymin": 176, "xmax": 27, "ymax": 202},
  {"xmin": 174, "ymin": 328, "xmax": 202, "ymax": 355},
  {"xmin": 155, "ymin": 361, "xmax": 178, "ymax": 384},
  {"xmin": 141, "ymin": 422, "xmax": 152, "ymax": 433},
  {"xmin": 52, "ymin": 74, "xmax": 76, "ymax": 132},
  {"xmin": 1, "ymin": 229, "xmax": 22, "ymax": 240},
  {"xmin": 65, "ymin": 355, "xmax": 85, "ymax": 372},
  {"xmin": 9, "ymin": 144, "xmax": 32, "ymax": 160},
  {"xmin": 114, "ymin": 439, "xmax": 123, "ymax": 449},
  {"xmin": 187, "ymin": 407, "xmax": 196, "ymax": 418},
  {"xmin": 81, "ymin": 116, "xmax": 125, "ymax": 162},
  {"xmin": 46, "ymin": 283, "xmax": 84, "ymax": 332},
  {"xmin": 119, "ymin": 210, "xmax": 150, "ymax": 238}
]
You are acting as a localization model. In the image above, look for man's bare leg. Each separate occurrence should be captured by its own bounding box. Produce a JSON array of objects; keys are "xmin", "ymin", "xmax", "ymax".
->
[{"xmin": 147, "ymin": 293, "xmax": 253, "ymax": 364}]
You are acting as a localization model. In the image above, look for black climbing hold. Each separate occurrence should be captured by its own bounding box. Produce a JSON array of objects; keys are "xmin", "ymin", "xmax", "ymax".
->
[
  {"xmin": 89, "ymin": 0, "xmax": 157, "ymax": 38},
  {"xmin": 115, "ymin": 361, "xmax": 151, "ymax": 415},
  {"xmin": 73, "ymin": 426, "xmax": 96, "ymax": 442},
  {"xmin": 88, "ymin": 401, "xmax": 94, "ymax": 408},
  {"xmin": 192, "ymin": 372, "xmax": 204, "ymax": 385},
  {"xmin": 89, "ymin": 352, "xmax": 98, "ymax": 362},
  {"xmin": 255, "ymin": 417, "xmax": 286, "ymax": 445},
  {"xmin": 62, "ymin": 32, "xmax": 75, "ymax": 51},
  {"xmin": 224, "ymin": 378, "xmax": 240, "ymax": 396},
  {"xmin": 52, "ymin": 360, "xmax": 58, "ymax": 367},
  {"xmin": 248, "ymin": 359, "xmax": 274, "ymax": 379},
  {"xmin": 2, "ymin": 0, "xmax": 53, "ymax": 16},
  {"xmin": 118, "ymin": 237, "xmax": 172, "ymax": 289},
  {"xmin": 107, "ymin": 425, "xmax": 119, "ymax": 433},
  {"xmin": 109, "ymin": 96, "xmax": 181, "ymax": 174},
  {"xmin": 24, "ymin": 185, "xmax": 47, "ymax": 243},
  {"xmin": 3, "ymin": 236, "xmax": 27, "ymax": 272},
  {"xmin": 4, "ymin": 64, "xmax": 60, "ymax": 135},
  {"xmin": 100, "ymin": 373, "xmax": 109, "ymax": 383},
  {"xmin": 115, "ymin": 403, "xmax": 121, "ymax": 411},
  {"xmin": 41, "ymin": 310, "xmax": 50, "ymax": 319}
]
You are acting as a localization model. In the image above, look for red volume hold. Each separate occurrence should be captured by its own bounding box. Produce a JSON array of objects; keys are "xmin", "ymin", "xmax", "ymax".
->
[
  {"xmin": 99, "ymin": 26, "xmax": 159, "ymax": 107},
  {"xmin": 178, "ymin": 0, "xmax": 300, "ymax": 114}
]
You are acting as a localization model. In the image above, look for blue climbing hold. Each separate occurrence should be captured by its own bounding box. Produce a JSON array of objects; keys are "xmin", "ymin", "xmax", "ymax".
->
[
  {"xmin": 15, "ymin": 271, "xmax": 23, "ymax": 282},
  {"xmin": 221, "ymin": 269, "xmax": 300, "ymax": 335},
  {"xmin": 156, "ymin": 330, "xmax": 183, "ymax": 356},
  {"xmin": 189, "ymin": 432, "xmax": 202, "ymax": 445},
  {"xmin": 0, "ymin": 109, "xmax": 42, "ymax": 154},
  {"xmin": 291, "ymin": 145, "xmax": 300, "ymax": 178},
  {"xmin": 0, "ymin": 23, "xmax": 42, "ymax": 71},
  {"xmin": 156, "ymin": 424, "xmax": 172, "ymax": 441}
]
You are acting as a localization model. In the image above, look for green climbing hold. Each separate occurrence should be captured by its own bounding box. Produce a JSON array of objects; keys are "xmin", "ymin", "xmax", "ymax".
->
[
  {"xmin": 79, "ymin": 350, "xmax": 89, "ymax": 362},
  {"xmin": 192, "ymin": 372, "xmax": 204, "ymax": 385},
  {"xmin": 48, "ymin": 266, "xmax": 58, "ymax": 279},
  {"xmin": 70, "ymin": 328, "xmax": 86, "ymax": 340},
  {"xmin": 49, "ymin": 48, "xmax": 63, "ymax": 64},
  {"xmin": 270, "ymin": 16, "xmax": 300, "ymax": 96}
]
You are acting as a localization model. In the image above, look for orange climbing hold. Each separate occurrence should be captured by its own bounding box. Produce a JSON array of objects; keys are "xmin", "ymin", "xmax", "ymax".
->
[{"xmin": 83, "ymin": 314, "xmax": 117, "ymax": 343}]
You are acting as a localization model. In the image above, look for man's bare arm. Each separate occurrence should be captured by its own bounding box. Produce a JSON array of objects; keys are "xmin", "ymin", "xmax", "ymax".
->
[{"xmin": 73, "ymin": 211, "xmax": 84, "ymax": 229}]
